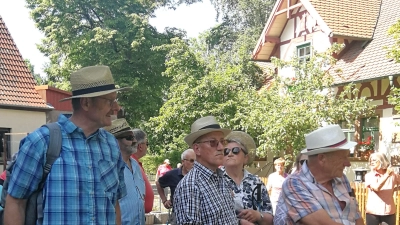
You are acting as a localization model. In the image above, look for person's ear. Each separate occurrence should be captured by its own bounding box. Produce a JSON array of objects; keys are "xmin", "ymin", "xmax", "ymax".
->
[
  {"xmin": 81, "ymin": 98, "xmax": 91, "ymax": 111},
  {"xmin": 193, "ymin": 144, "xmax": 201, "ymax": 156}
]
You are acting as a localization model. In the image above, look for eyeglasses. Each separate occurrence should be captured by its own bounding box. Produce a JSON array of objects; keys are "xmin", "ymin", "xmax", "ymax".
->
[
  {"xmin": 195, "ymin": 139, "xmax": 227, "ymax": 148},
  {"xmin": 118, "ymin": 135, "xmax": 135, "ymax": 141},
  {"xmin": 183, "ymin": 159, "xmax": 195, "ymax": 163},
  {"xmin": 97, "ymin": 96, "xmax": 118, "ymax": 107},
  {"xmin": 223, "ymin": 147, "xmax": 245, "ymax": 156}
]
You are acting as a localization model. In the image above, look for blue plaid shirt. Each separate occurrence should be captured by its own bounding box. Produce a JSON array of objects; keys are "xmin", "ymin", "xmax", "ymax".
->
[
  {"xmin": 8, "ymin": 114, "xmax": 127, "ymax": 225},
  {"xmin": 120, "ymin": 159, "xmax": 145, "ymax": 225}
]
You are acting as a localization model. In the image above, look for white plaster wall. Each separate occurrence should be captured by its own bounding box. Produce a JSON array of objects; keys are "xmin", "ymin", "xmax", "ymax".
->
[
  {"xmin": 380, "ymin": 108, "xmax": 395, "ymax": 155},
  {"xmin": 312, "ymin": 31, "xmax": 331, "ymax": 53},
  {"xmin": 0, "ymin": 108, "xmax": 46, "ymax": 156},
  {"xmin": 281, "ymin": 18, "xmax": 294, "ymax": 43}
]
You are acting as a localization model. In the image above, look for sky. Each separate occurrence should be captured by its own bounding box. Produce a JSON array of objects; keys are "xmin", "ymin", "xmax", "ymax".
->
[{"xmin": 0, "ymin": 0, "xmax": 218, "ymax": 76}]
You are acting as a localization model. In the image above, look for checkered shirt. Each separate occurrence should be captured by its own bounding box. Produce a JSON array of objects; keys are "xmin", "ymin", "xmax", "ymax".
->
[
  {"xmin": 282, "ymin": 163, "xmax": 361, "ymax": 225},
  {"xmin": 8, "ymin": 114, "xmax": 127, "ymax": 225},
  {"xmin": 173, "ymin": 162, "xmax": 238, "ymax": 224}
]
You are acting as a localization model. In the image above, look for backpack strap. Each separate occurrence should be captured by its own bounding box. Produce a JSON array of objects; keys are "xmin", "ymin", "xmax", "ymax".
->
[
  {"xmin": 41, "ymin": 122, "xmax": 62, "ymax": 184},
  {"xmin": 36, "ymin": 122, "xmax": 62, "ymax": 223}
]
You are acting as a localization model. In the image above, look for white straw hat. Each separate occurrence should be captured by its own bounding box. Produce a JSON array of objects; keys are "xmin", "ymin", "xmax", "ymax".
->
[
  {"xmin": 60, "ymin": 65, "xmax": 131, "ymax": 101},
  {"xmin": 301, "ymin": 124, "xmax": 357, "ymax": 156},
  {"xmin": 184, "ymin": 116, "xmax": 231, "ymax": 146},
  {"xmin": 103, "ymin": 118, "xmax": 135, "ymax": 139},
  {"xmin": 226, "ymin": 131, "xmax": 256, "ymax": 165}
]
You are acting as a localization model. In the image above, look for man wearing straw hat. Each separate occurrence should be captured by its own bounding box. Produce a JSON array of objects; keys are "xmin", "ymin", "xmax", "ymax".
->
[
  {"xmin": 173, "ymin": 116, "xmax": 252, "ymax": 225},
  {"xmin": 5, "ymin": 66, "xmax": 130, "ymax": 225},
  {"xmin": 281, "ymin": 125, "xmax": 364, "ymax": 225},
  {"xmin": 104, "ymin": 118, "xmax": 145, "ymax": 225}
]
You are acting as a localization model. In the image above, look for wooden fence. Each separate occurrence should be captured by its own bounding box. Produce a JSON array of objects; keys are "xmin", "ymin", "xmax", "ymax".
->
[{"xmin": 259, "ymin": 178, "xmax": 400, "ymax": 224}]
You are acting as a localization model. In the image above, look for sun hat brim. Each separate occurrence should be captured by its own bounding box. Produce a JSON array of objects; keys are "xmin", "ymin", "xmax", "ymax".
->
[
  {"xmin": 114, "ymin": 130, "xmax": 134, "ymax": 138},
  {"xmin": 301, "ymin": 141, "xmax": 357, "ymax": 156},
  {"xmin": 59, "ymin": 87, "xmax": 132, "ymax": 102},
  {"xmin": 184, "ymin": 128, "xmax": 231, "ymax": 146}
]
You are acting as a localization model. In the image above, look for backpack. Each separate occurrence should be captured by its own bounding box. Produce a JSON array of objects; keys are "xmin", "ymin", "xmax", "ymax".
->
[{"xmin": 0, "ymin": 122, "xmax": 62, "ymax": 225}]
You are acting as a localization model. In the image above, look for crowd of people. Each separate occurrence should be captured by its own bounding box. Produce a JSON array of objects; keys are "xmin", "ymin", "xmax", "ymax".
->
[{"xmin": 2, "ymin": 65, "xmax": 400, "ymax": 225}]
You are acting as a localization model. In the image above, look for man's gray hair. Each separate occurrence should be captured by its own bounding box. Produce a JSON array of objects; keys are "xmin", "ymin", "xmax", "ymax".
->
[
  {"xmin": 132, "ymin": 129, "xmax": 147, "ymax": 151},
  {"xmin": 181, "ymin": 148, "xmax": 195, "ymax": 160}
]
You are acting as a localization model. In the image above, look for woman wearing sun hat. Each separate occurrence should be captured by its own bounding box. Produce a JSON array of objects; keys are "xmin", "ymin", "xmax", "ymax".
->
[{"xmin": 221, "ymin": 131, "xmax": 273, "ymax": 225}]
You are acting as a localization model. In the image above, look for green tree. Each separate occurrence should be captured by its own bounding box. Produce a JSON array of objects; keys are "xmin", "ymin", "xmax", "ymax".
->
[
  {"xmin": 146, "ymin": 42, "xmax": 376, "ymax": 165},
  {"xmin": 25, "ymin": 59, "xmax": 46, "ymax": 85},
  {"xmin": 240, "ymin": 44, "xmax": 376, "ymax": 163},
  {"xmin": 25, "ymin": 0, "xmax": 185, "ymax": 127},
  {"xmin": 146, "ymin": 35, "xmax": 263, "ymax": 155}
]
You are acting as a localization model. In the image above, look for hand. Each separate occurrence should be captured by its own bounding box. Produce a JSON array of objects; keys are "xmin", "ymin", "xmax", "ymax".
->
[
  {"xmin": 238, "ymin": 209, "xmax": 261, "ymax": 223},
  {"xmin": 386, "ymin": 166, "xmax": 393, "ymax": 176},
  {"xmin": 163, "ymin": 200, "xmax": 172, "ymax": 209}
]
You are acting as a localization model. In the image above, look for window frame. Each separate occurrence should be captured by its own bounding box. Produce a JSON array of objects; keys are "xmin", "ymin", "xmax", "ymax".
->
[{"xmin": 296, "ymin": 42, "xmax": 311, "ymax": 63}]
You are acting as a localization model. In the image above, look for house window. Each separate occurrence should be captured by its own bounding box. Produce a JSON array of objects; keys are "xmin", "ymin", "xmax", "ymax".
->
[
  {"xmin": 297, "ymin": 43, "xmax": 311, "ymax": 63},
  {"xmin": 0, "ymin": 128, "xmax": 11, "ymax": 165},
  {"xmin": 338, "ymin": 121, "xmax": 356, "ymax": 156},
  {"xmin": 360, "ymin": 117, "xmax": 379, "ymax": 151}
]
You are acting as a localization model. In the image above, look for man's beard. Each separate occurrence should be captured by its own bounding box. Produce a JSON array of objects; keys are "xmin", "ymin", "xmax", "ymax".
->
[{"xmin": 124, "ymin": 145, "xmax": 137, "ymax": 154}]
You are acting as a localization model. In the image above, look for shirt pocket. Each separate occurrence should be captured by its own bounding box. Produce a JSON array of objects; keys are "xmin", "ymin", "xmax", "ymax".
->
[{"xmin": 96, "ymin": 159, "xmax": 119, "ymax": 199}]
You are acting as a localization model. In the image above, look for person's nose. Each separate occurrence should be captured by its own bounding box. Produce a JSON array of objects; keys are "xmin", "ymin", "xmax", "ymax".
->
[
  {"xmin": 113, "ymin": 102, "xmax": 121, "ymax": 112},
  {"xmin": 344, "ymin": 160, "xmax": 351, "ymax": 167}
]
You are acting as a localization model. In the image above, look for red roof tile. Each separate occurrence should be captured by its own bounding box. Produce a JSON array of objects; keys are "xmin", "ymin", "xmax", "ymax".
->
[
  {"xmin": 309, "ymin": 0, "xmax": 381, "ymax": 39},
  {"xmin": 330, "ymin": 0, "xmax": 400, "ymax": 84},
  {"xmin": 0, "ymin": 15, "xmax": 48, "ymax": 109}
]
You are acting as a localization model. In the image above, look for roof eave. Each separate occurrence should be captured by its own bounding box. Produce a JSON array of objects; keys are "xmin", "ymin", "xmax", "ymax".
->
[{"xmin": 0, "ymin": 104, "xmax": 54, "ymax": 112}]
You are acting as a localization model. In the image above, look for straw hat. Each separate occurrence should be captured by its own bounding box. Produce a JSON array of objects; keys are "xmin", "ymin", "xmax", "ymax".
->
[
  {"xmin": 184, "ymin": 116, "xmax": 231, "ymax": 146},
  {"xmin": 301, "ymin": 124, "xmax": 357, "ymax": 156},
  {"xmin": 60, "ymin": 65, "xmax": 131, "ymax": 101},
  {"xmin": 226, "ymin": 131, "xmax": 256, "ymax": 165},
  {"xmin": 103, "ymin": 118, "xmax": 134, "ymax": 138}
]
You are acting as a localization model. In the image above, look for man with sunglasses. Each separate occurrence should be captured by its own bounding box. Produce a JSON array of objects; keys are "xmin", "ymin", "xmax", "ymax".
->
[
  {"xmin": 156, "ymin": 149, "xmax": 196, "ymax": 224},
  {"xmin": 104, "ymin": 119, "xmax": 145, "ymax": 225},
  {"xmin": 173, "ymin": 116, "xmax": 252, "ymax": 225},
  {"xmin": 131, "ymin": 129, "xmax": 154, "ymax": 213}
]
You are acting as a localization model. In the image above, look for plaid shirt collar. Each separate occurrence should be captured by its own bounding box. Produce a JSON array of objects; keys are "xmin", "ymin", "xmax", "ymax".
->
[
  {"xmin": 58, "ymin": 114, "xmax": 106, "ymax": 139},
  {"xmin": 194, "ymin": 161, "xmax": 222, "ymax": 179}
]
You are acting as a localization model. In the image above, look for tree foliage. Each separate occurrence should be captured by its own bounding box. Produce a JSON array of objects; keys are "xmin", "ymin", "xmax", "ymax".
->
[
  {"xmin": 25, "ymin": 0, "xmax": 185, "ymax": 126},
  {"xmin": 25, "ymin": 59, "xmax": 46, "ymax": 85},
  {"xmin": 146, "ymin": 41, "xmax": 376, "ymax": 165}
]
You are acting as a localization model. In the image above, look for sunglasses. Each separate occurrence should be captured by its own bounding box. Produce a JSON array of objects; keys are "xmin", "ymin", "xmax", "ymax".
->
[
  {"xmin": 300, "ymin": 159, "xmax": 306, "ymax": 165},
  {"xmin": 224, "ymin": 147, "xmax": 245, "ymax": 156},
  {"xmin": 118, "ymin": 135, "xmax": 135, "ymax": 141},
  {"xmin": 196, "ymin": 139, "xmax": 227, "ymax": 148},
  {"xmin": 183, "ymin": 159, "xmax": 195, "ymax": 163}
]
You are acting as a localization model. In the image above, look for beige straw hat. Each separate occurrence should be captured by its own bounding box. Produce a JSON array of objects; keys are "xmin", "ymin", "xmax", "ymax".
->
[
  {"xmin": 60, "ymin": 65, "xmax": 131, "ymax": 101},
  {"xmin": 184, "ymin": 116, "xmax": 231, "ymax": 146},
  {"xmin": 226, "ymin": 131, "xmax": 256, "ymax": 165},
  {"xmin": 103, "ymin": 118, "xmax": 135, "ymax": 139}
]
